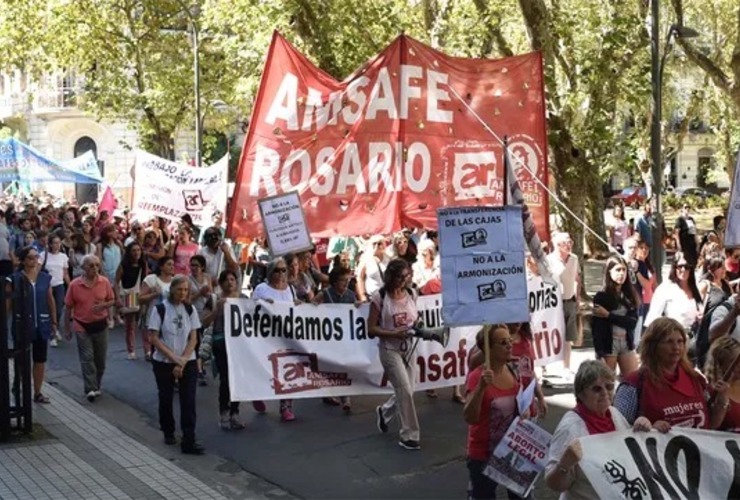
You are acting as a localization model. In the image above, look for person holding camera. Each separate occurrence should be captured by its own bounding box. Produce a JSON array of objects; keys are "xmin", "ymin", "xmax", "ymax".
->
[
  {"xmin": 199, "ymin": 226, "xmax": 239, "ymax": 285},
  {"xmin": 368, "ymin": 258, "xmax": 420, "ymax": 450}
]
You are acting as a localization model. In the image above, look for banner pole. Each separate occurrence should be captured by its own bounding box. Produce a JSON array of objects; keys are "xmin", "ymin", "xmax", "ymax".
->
[
  {"xmin": 484, "ymin": 325, "xmax": 491, "ymax": 370},
  {"xmin": 503, "ymin": 136, "xmax": 509, "ymax": 206}
]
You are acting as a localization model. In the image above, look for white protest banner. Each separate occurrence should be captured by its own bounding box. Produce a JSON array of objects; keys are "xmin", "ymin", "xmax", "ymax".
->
[
  {"xmin": 258, "ymin": 192, "xmax": 312, "ymax": 256},
  {"xmin": 528, "ymin": 275, "xmax": 565, "ymax": 366},
  {"xmin": 725, "ymin": 152, "xmax": 740, "ymax": 246},
  {"xmin": 438, "ymin": 205, "xmax": 529, "ymax": 326},
  {"xmin": 224, "ymin": 295, "xmax": 479, "ymax": 401},
  {"xmin": 484, "ymin": 417, "xmax": 551, "ymax": 498},
  {"xmin": 579, "ymin": 428, "xmax": 740, "ymax": 499},
  {"xmin": 132, "ymin": 150, "xmax": 228, "ymax": 226}
]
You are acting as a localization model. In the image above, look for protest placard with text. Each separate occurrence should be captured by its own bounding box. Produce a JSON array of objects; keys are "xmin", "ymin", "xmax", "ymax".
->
[{"xmin": 438, "ymin": 205, "xmax": 529, "ymax": 326}]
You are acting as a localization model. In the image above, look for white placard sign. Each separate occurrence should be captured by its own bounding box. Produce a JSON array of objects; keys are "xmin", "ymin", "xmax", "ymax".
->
[
  {"xmin": 579, "ymin": 428, "xmax": 740, "ymax": 499},
  {"xmin": 529, "ymin": 275, "xmax": 565, "ymax": 366},
  {"xmin": 224, "ymin": 295, "xmax": 480, "ymax": 401},
  {"xmin": 437, "ymin": 205, "xmax": 529, "ymax": 326},
  {"xmin": 132, "ymin": 150, "xmax": 228, "ymax": 226},
  {"xmin": 725, "ymin": 152, "xmax": 740, "ymax": 246},
  {"xmin": 484, "ymin": 417, "xmax": 551, "ymax": 498},
  {"xmin": 258, "ymin": 192, "xmax": 312, "ymax": 256}
]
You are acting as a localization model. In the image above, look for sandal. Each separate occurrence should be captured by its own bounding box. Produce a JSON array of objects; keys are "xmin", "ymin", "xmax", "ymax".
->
[
  {"xmin": 34, "ymin": 393, "xmax": 50, "ymax": 404},
  {"xmin": 452, "ymin": 394, "xmax": 466, "ymax": 405}
]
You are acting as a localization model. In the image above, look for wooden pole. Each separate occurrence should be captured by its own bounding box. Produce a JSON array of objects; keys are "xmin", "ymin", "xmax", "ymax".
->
[{"xmin": 483, "ymin": 325, "xmax": 491, "ymax": 370}]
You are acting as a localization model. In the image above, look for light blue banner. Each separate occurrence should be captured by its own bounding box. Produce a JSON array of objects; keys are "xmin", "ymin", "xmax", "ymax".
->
[
  {"xmin": 437, "ymin": 205, "xmax": 529, "ymax": 326},
  {"xmin": 0, "ymin": 138, "xmax": 102, "ymax": 184}
]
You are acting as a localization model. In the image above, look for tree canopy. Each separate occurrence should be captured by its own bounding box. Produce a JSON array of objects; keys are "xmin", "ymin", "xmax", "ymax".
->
[{"xmin": 1, "ymin": 0, "xmax": 738, "ymax": 253}]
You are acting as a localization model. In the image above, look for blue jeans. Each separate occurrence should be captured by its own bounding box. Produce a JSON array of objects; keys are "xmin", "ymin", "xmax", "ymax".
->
[{"xmin": 52, "ymin": 284, "xmax": 65, "ymax": 327}]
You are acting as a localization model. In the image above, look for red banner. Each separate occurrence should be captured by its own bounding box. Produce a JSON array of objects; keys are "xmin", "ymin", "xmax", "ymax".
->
[{"xmin": 229, "ymin": 32, "xmax": 550, "ymax": 240}]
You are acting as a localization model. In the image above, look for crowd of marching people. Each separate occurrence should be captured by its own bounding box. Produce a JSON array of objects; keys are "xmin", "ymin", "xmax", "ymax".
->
[{"xmin": 4, "ymin": 191, "xmax": 740, "ymax": 498}]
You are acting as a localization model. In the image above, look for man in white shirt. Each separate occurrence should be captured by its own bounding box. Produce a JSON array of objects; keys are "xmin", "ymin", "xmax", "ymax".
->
[{"xmin": 546, "ymin": 232, "xmax": 581, "ymax": 381}]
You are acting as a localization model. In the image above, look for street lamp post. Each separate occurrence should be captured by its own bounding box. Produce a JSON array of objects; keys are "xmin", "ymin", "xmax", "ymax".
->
[
  {"xmin": 192, "ymin": 24, "xmax": 202, "ymax": 167},
  {"xmin": 649, "ymin": 0, "xmax": 699, "ymax": 279}
]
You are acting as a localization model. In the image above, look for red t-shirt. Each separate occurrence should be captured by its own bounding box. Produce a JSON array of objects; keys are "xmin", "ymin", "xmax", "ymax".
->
[
  {"xmin": 64, "ymin": 275, "xmax": 115, "ymax": 331},
  {"xmin": 511, "ymin": 336, "xmax": 537, "ymax": 417},
  {"xmin": 465, "ymin": 366, "xmax": 519, "ymax": 461},
  {"xmin": 625, "ymin": 367, "xmax": 709, "ymax": 429}
]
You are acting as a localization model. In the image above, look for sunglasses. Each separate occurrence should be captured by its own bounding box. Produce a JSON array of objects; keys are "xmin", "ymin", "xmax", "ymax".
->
[
  {"xmin": 273, "ymin": 268, "xmax": 288, "ymax": 274},
  {"xmin": 676, "ymin": 264, "xmax": 691, "ymax": 270},
  {"xmin": 589, "ymin": 383, "xmax": 615, "ymax": 394}
]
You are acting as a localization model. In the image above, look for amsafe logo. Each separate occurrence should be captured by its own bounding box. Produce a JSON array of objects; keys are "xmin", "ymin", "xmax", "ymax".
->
[{"xmin": 268, "ymin": 350, "xmax": 352, "ymax": 395}]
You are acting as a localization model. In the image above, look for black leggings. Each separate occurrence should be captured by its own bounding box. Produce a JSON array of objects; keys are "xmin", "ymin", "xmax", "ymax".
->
[{"xmin": 213, "ymin": 340, "xmax": 239, "ymax": 415}]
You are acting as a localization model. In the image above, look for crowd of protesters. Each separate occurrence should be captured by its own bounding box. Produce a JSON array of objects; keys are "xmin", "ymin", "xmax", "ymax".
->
[{"xmin": 5, "ymin": 191, "xmax": 740, "ymax": 498}]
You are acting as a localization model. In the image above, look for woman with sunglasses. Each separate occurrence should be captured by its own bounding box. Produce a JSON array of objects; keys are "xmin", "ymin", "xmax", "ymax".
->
[
  {"xmin": 6, "ymin": 246, "xmax": 58, "ymax": 404},
  {"xmin": 464, "ymin": 324, "xmax": 528, "ymax": 499},
  {"xmin": 591, "ymin": 256, "xmax": 640, "ymax": 376},
  {"xmin": 546, "ymin": 360, "xmax": 635, "ymax": 499},
  {"xmin": 614, "ymin": 317, "xmax": 727, "ymax": 431},
  {"xmin": 252, "ymin": 257, "xmax": 300, "ymax": 421},
  {"xmin": 643, "ymin": 251, "xmax": 701, "ymax": 335},
  {"xmin": 369, "ymin": 258, "xmax": 420, "ymax": 450}
]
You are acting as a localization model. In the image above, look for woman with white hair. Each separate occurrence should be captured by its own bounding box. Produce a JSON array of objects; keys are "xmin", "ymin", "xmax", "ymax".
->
[
  {"xmin": 546, "ymin": 360, "xmax": 648, "ymax": 499},
  {"xmin": 356, "ymin": 235, "xmax": 388, "ymax": 302},
  {"xmin": 412, "ymin": 239, "xmax": 440, "ymax": 294},
  {"xmin": 148, "ymin": 274, "xmax": 203, "ymax": 454}
]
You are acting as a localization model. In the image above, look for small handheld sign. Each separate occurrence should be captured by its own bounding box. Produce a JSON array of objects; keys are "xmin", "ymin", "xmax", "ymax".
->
[{"xmin": 258, "ymin": 191, "xmax": 313, "ymax": 257}]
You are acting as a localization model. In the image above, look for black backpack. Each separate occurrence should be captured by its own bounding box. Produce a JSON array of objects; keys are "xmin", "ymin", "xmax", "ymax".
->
[
  {"xmin": 154, "ymin": 302, "xmax": 194, "ymax": 328},
  {"xmin": 692, "ymin": 299, "xmax": 731, "ymax": 369}
]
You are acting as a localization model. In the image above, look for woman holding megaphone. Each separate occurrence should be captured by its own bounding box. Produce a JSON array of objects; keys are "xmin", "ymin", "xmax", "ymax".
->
[{"xmin": 368, "ymin": 258, "xmax": 420, "ymax": 451}]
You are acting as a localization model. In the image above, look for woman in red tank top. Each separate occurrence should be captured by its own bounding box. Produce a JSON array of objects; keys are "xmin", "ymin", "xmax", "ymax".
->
[
  {"xmin": 705, "ymin": 336, "xmax": 739, "ymax": 431},
  {"xmin": 613, "ymin": 317, "xmax": 728, "ymax": 431}
]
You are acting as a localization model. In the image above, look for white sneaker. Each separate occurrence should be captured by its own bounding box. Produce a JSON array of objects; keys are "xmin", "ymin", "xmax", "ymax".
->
[
  {"xmin": 94, "ymin": 390, "xmax": 102, "ymax": 397},
  {"xmin": 219, "ymin": 411, "xmax": 230, "ymax": 430},
  {"xmin": 49, "ymin": 338, "xmax": 58, "ymax": 347},
  {"xmin": 86, "ymin": 391, "xmax": 97, "ymax": 402},
  {"xmin": 127, "ymin": 352, "xmax": 137, "ymax": 360}
]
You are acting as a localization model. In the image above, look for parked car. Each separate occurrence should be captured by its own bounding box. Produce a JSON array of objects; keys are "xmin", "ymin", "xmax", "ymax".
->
[
  {"xmin": 610, "ymin": 186, "xmax": 647, "ymax": 208},
  {"xmin": 674, "ymin": 187, "xmax": 712, "ymax": 200}
]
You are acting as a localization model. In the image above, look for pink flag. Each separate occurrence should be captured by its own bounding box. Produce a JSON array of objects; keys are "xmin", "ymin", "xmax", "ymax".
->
[{"xmin": 98, "ymin": 186, "xmax": 117, "ymax": 216}]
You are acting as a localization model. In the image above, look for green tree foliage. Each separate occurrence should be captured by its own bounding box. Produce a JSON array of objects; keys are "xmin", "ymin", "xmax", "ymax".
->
[
  {"xmin": 671, "ymin": 0, "xmax": 740, "ymax": 176},
  {"xmin": 3, "ymin": 0, "xmax": 739, "ymax": 253}
]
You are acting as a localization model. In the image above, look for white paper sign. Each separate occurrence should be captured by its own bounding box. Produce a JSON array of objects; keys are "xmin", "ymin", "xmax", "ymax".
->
[
  {"xmin": 579, "ymin": 428, "xmax": 740, "ymax": 500},
  {"xmin": 725, "ymin": 152, "xmax": 740, "ymax": 247},
  {"xmin": 224, "ymin": 294, "xmax": 480, "ymax": 401},
  {"xmin": 132, "ymin": 150, "xmax": 228, "ymax": 226},
  {"xmin": 529, "ymin": 275, "xmax": 566, "ymax": 366},
  {"xmin": 437, "ymin": 205, "xmax": 529, "ymax": 326},
  {"xmin": 258, "ymin": 192, "xmax": 312, "ymax": 256},
  {"xmin": 484, "ymin": 417, "xmax": 552, "ymax": 497}
]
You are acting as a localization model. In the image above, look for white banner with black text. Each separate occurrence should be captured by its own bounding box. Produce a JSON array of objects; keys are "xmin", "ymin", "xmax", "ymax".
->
[
  {"xmin": 224, "ymin": 285, "xmax": 565, "ymax": 401},
  {"xmin": 579, "ymin": 428, "xmax": 740, "ymax": 499}
]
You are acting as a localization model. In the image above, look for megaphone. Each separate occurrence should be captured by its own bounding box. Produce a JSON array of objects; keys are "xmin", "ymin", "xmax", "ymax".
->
[{"xmin": 407, "ymin": 321, "xmax": 450, "ymax": 348}]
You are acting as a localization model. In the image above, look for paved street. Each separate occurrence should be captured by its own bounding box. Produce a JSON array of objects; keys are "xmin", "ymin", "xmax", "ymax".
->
[{"xmin": 3, "ymin": 258, "xmax": 616, "ymax": 499}]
